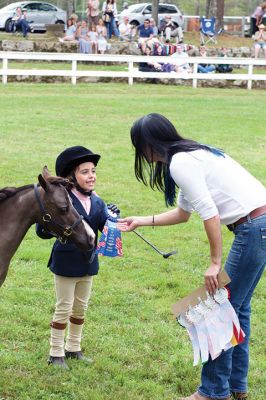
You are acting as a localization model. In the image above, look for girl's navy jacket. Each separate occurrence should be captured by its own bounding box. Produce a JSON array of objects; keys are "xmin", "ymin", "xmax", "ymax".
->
[{"xmin": 36, "ymin": 192, "xmax": 108, "ymax": 277}]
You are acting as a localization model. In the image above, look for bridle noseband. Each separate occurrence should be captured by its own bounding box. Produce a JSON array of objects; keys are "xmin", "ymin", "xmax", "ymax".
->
[{"xmin": 34, "ymin": 184, "xmax": 84, "ymax": 244}]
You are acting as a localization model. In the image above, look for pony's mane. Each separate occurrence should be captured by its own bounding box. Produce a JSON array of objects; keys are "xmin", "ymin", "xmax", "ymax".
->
[{"xmin": 0, "ymin": 176, "xmax": 73, "ymax": 203}]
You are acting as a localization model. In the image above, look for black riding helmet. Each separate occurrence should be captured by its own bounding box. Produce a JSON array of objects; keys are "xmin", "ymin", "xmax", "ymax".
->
[{"xmin": 56, "ymin": 146, "xmax": 101, "ymax": 177}]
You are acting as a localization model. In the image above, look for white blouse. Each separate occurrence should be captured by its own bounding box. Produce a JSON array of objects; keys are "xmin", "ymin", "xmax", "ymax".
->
[{"xmin": 170, "ymin": 149, "xmax": 266, "ymax": 225}]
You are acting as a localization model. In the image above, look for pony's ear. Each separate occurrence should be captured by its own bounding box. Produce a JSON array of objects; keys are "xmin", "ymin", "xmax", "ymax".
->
[
  {"xmin": 42, "ymin": 166, "xmax": 51, "ymax": 179},
  {"xmin": 38, "ymin": 173, "xmax": 48, "ymax": 191}
]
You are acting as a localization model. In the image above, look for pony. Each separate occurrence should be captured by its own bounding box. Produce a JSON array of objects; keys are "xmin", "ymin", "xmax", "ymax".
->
[{"xmin": 0, "ymin": 167, "xmax": 95, "ymax": 287}]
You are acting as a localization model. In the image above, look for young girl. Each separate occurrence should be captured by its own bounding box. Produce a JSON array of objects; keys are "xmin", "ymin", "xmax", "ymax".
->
[
  {"xmin": 36, "ymin": 146, "xmax": 113, "ymax": 368},
  {"xmin": 59, "ymin": 18, "xmax": 77, "ymax": 42},
  {"xmin": 96, "ymin": 18, "xmax": 108, "ymax": 54},
  {"xmin": 88, "ymin": 24, "xmax": 98, "ymax": 53}
]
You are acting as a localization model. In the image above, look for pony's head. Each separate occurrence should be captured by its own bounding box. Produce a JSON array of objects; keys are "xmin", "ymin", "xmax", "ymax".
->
[{"xmin": 38, "ymin": 167, "xmax": 95, "ymax": 250}]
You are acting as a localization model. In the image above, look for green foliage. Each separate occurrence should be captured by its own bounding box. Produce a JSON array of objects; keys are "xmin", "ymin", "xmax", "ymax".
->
[{"xmin": 0, "ymin": 83, "xmax": 265, "ymax": 400}]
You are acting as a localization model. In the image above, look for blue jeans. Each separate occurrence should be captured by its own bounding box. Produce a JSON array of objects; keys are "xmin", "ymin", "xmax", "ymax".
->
[
  {"xmin": 16, "ymin": 19, "xmax": 30, "ymax": 37},
  {"xmin": 198, "ymin": 64, "xmax": 216, "ymax": 73},
  {"xmin": 199, "ymin": 214, "xmax": 266, "ymax": 399},
  {"xmin": 106, "ymin": 17, "xmax": 119, "ymax": 39}
]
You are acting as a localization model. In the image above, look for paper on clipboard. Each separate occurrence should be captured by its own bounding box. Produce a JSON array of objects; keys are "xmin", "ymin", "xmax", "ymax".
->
[{"xmin": 171, "ymin": 270, "xmax": 231, "ymax": 318}]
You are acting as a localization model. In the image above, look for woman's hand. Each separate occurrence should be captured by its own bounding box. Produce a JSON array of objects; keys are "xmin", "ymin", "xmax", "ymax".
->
[
  {"xmin": 117, "ymin": 217, "xmax": 141, "ymax": 232},
  {"xmin": 204, "ymin": 262, "xmax": 221, "ymax": 295}
]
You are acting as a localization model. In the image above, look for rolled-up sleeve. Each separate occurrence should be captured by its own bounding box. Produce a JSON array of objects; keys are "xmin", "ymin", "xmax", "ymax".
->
[{"xmin": 170, "ymin": 153, "xmax": 218, "ymax": 220}]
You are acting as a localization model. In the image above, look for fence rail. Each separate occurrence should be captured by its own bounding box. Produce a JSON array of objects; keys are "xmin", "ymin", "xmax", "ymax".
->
[{"xmin": 0, "ymin": 51, "xmax": 266, "ymax": 89}]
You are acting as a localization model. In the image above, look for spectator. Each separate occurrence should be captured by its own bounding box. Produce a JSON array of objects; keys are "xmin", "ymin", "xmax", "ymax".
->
[
  {"xmin": 137, "ymin": 19, "xmax": 154, "ymax": 53},
  {"xmin": 70, "ymin": 13, "xmax": 79, "ymax": 26},
  {"xmin": 12, "ymin": 7, "xmax": 30, "ymax": 38},
  {"xmin": 86, "ymin": 0, "xmax": 100, "ymax": 29},
  {"xmin": 150, "ymin": 18, "xmax": 158, "ymax": 36},
  {"xmin": 102, "ymin": 0, "xmax": 120, "ymax": 39},
  {"xmin": 216, "ymin": 47, "xmax": 233, "ymax": 73},
  {"xmin": 253, "ymin": 23, "xmax": 266, "ymax": 58},
  {"xmin": 88, "ymin": 24, "xmax": 98, "ymax": 53},
  {"xmin": 170, "ymin": 44, "xmax": 192, "ymax": 73},
  {"xmin": 119, "ymin": 16, "xmax": 134, "ymax": 41},
  {"xmin": 159, "ymin": 15, "xmax": 183, "ymax": 44},
  {"xmin": 139, "ymin": 46, "xmax": 161, "ymax": 72},
  {"xmin": 197, "ymin": 45, "xmax": 216, "ymax": 73},
  {"xmin": 122, "ymin": 2, "xmax": 128, "ymax": 10},
  {"xmin": 59, "ymin": 18, "xmax": 77, "ymax": 42},
  {"xmin": 250, "ymin": 2, "xmax": 266, "ymax": 36},
  {"xmin": 154, "ymin": 43, "xmax": 165, "ymax": 56},
  {"xmin": 77, "ymin": 20, "xmax": 91, "ymax": 54},
  {"xmin": 96, "ymin": 18, "xmax": 108, "ymax": 54}
]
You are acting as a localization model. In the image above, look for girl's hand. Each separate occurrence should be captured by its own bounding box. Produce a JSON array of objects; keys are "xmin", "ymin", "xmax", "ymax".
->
[
  {"xmin": 204, "ymin": 263, "xmax": 221, "ymax": 295},
  {"xmin": 117, "ymin": 217, "xmax": 140, "ymax": 232}
]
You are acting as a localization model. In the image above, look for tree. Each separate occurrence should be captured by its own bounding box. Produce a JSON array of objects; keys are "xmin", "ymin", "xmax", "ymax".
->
[
  {"xmin": 205, "ymin": 0, "xmax": 224, "ymax": 30},
  {"xmin": 152, "ymin": 0, "xmax": 159, "ymax": 25}
]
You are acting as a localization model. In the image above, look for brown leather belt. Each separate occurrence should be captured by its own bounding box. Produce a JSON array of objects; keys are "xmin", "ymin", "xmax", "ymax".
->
[{"xmin": 227, "ymin": 205, "xmax": 266, "ymax": 231}]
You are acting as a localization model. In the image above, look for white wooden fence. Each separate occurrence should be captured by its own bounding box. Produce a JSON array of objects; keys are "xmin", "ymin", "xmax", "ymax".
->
[{"xmin": 0, "ymin": 51, "xmax": 266, "ymax": 89}]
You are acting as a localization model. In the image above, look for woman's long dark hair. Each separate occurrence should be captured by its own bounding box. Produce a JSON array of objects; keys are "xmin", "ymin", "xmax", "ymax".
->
[{"xmin": 130, "ymin": 113, "xmax": 224, "ymax": 207}]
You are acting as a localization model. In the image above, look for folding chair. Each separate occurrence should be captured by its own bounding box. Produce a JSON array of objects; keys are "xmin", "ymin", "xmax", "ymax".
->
[{"xmin": 200, "ymin": 17, "xmax": 222, "ymax": 44}]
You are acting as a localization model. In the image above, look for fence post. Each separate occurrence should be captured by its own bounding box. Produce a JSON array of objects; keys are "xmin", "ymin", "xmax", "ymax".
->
[
  {"xmin": 241, "ymin": 16, "xmax": 245, "ymax": 37},
  {"xmin": 247, "ymin": 63, "xmax": 253, "ymax": 90},
  {"xmin": 128, "ymin": 60, "xmax": 134, "ymax": 85},
  {"xmin": 71, "ymin": 59, "xmax": 77, "ymax": 85},
  {"xmin": 193, "ymin": 62, "xmax": 198, "ymax": 88},
  {"xmin": 2, "ymin": 56, "xmax": 8, "ymax": 85}
]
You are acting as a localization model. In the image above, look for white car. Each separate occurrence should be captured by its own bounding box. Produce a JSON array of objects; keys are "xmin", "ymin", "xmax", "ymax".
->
[
  {"xmin": 0, "ymin": 1, "xmax": 66, "ymax": 32},
  {"xmin": 117, "ymin": 2, "xmax": 184, "ymax": 28}
]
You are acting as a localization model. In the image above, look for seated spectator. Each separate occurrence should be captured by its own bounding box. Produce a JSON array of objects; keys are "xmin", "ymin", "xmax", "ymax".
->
[
  {"xmin": 119, "ymin": 16, "xmax": 135, "ymax": 41},
  {"xmin": 96, "ymin": 18, "xmax": 108, "ymax": 54},
  {"xmin": 12, "ymin": 7, "xmax": 31, "ymax": 38},
  {"xmin": 139, "ymin": 46, "xmax": 162, "ymax": 72},
  {"xmin": 253, "ymin": 23, "xmax": 266, "ymax": 58},
  {"xmin": 154, "ymin": 43, "xmax": 165, "ymax": 56},
  {"xmin": 137, "ymin": 19, "xmax": 154, "ymax": 52},
  {"xmin": 88, "ymin": 24, "xmax": 98, "ymax": 53},
  {"xmin": 77, "ymin": 20, "xmax": 91, "ymax": 54},
  {"xmin": 170, "ymin": 44, "xmax": 192, "ymax": 73},
  {"xmin": 197, "ymin": 45, "xmax": 216, "ymax": 73},
  {"xmin": 150, "ymin": 18, "xmax": 158, "ymax": 36},
  {"xmin": 159, "ymin": 15, "xmax": 183, "ymax": 44},
  {"xmin": 250, "ymin": 2, "xmax": 266, "ymax": 36},
  {"xmin": 59, "ymin": 18, "xmax": 77, "ymax": 42},
  {"xmin": 216, "ymin": 47, "xmax": 233, "ymax": 73}
]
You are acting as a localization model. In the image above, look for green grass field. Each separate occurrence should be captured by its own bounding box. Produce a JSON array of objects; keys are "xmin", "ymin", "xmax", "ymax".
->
[{"xmin": 0, "ymin": 83, "xmax": 265, "ymax": 400}]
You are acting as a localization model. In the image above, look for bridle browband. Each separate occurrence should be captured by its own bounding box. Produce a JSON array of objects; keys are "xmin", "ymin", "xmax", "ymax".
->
[{"xmin": 34, "ymin": 183, "xmax": 84, "ymax": 244}]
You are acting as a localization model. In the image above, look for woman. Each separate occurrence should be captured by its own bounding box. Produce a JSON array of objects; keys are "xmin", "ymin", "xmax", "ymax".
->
[
  {"xmin": 250, "ymin": 2, "xmax": 266, "ymax": 36},
  {"xmin": 36, "ymin": 146, "xmax": 115, "ymax": 368},
  {"xmin": 102, "ymin": 0, "xmax": 119, "ymax": 39},
  {"xmin": 118, "ymin": 113, "xmax": 266, "ymax": 400},
  {"xmin": 197, "ymin": 46, "xmax": 216, "ymax": 73},
  {"xmin": 77, "ymin": 20, "xmax": 91, "ymax": 54}
]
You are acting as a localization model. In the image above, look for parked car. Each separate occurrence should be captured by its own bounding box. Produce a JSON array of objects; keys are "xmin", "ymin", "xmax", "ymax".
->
[
  {"xmin": 0, "ymin": 1, "xmax": 66, "ymax": 32},
  {"xmin": 117, "ymin": 2, "xmax": 184, "ymax": 28}
]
